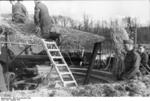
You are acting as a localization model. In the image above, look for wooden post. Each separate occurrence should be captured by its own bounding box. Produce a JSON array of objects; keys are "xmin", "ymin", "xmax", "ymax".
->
[
  {"xmin": 4, "ymin": 31, "xmax": 9, "ymax": 91},
  {"xmin": 135, "ymin": 27, "xmax": 137, "ymax": 45},
  {"xmin": 80, "ymin": 48, "xmax": 85, "ymax": 66},
  {"xmin": 84, "ymin": 42, "xmax": 101, "ymax": 84}
]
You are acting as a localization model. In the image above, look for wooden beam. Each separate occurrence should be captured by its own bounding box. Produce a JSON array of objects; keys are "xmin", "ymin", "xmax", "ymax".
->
[
  {"xmin": 70, "ymin": 68, "xmax": 88, "ymax": 71},
  {"xmin": 72, "ymin": 71, "xmax": 116, "ymax": 83},
  {"xmin": 84, "ymin": 42, "xmax": 101, "ymax": 84}
]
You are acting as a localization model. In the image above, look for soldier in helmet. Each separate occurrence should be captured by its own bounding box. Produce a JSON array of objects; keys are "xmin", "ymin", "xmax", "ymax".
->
[
  {"xmin": 121, "ymin": 39, "xmax": 141, "ymax": 80},
  {"xmin": 34, "ymin": 0, "xmax": 52, "ymax": 37},
  {"xmin": 138, "ymin": 44, "xmax": 150, "ymax": 75},
  {"xmin": 34, "ymin": 0, "xmax": 60, "ymax": 44}
]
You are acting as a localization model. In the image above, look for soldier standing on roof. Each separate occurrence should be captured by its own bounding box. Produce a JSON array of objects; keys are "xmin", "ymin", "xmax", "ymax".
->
[
  {"xmin": 10, "ymin": 0, "xmax": 28, "ymax": 23},
  {"xmin": 34, "ymin": 0, "xmax": 53, "ymax": 39},
  {"xmin": 121, "ymin": 40, "xmax": 141, "ymax": 80}
]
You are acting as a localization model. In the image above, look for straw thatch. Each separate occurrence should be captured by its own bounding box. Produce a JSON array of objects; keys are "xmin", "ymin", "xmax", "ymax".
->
[{"xmin": 0, "ymin": 15, "xmax": 105, "ymax": 54}]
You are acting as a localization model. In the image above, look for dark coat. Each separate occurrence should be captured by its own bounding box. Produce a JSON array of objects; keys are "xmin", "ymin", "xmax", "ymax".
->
[
  {"xmin": 34, "ymin": 2, "xmax": 53, "ymax": 37},
  {"xmin": 139, "ymin": 52, "xmax": 150, "ymax": 74},
  {"xmin": 140, "ymin": 52, "xmax": 149, "ymax": 67},
  {"xmin": 122, "ymin": 50, "xmax": 141, "ymax": 79}
]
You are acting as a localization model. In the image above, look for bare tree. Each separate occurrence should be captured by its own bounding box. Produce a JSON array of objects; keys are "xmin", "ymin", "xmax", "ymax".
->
[{"xmin": 83, "ymin": 14, "xmax": 90, "ymax": 31}]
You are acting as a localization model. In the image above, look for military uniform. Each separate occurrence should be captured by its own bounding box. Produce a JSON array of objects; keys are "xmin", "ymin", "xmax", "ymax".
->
[
  {"xmin": 121, "ymin": 50, "xmax": 141, "ymax": 79},
  {"xmin": 12, "ymin": 2, "xmax": 28, "ymax": 23},
  {"xmin": 139, "ymin": 52, "xmax": 150, "ymax": 75},
  {"xmin": 140, "ymin": 52, "xmax": 149, "ymax": 67},
  {"xmin": 34, "ymin": 2, "xmax": 53, "ymax": 39}
]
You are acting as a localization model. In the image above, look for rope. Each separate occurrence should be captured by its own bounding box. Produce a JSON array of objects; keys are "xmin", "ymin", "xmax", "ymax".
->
[{"xmin": 0, "ymin": 41, "xmax": 43, "ymax": 46}]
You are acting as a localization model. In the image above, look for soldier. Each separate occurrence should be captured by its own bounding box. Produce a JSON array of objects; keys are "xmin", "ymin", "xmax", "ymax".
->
[
  {"xmin": 138, "ymin": 45, "xmax": 150, "ymax": 75},
  {"xmin": 11, "ymin": 0, "xmax": 28, "ymax": 23},
  {"xmin": 34, "ymin": 0, "xmax": 60, "ymax": 44},
  {"xmin": 34, "ymin": 0, "xmax": 52, "ymax": 37},
  {"xmin": 121, "ymin": 40, "xmax": 141, "ymax": 80}
]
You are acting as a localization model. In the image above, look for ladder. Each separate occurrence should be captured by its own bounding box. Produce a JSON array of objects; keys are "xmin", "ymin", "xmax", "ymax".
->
[{"xmin": 41, "ymin": 39, "xmax": 78, "ymax": 87}]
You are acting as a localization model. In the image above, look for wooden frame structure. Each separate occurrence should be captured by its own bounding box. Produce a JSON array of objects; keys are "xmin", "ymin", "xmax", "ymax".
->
[{"xmin": 0, "ymin": 27, "xmax": 114, "ymax": 89}]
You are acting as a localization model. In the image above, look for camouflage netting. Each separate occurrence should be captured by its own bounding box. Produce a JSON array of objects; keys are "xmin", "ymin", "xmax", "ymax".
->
[
  {"xmin": 110, "ymin": 24, "xmax": 129, "ymax": 78},
  {"xmin": 0, "ymin": 15, "xmax": 105, "ymax": 54},
  {"xmin": 110, "ymin": 25, "xmax": 129, "ymax": 55}
]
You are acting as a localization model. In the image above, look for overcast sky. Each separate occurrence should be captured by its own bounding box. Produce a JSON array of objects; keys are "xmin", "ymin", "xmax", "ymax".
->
[{"xmin": 0, "ymin": 0, "xmax": 150, "ymax": 25}]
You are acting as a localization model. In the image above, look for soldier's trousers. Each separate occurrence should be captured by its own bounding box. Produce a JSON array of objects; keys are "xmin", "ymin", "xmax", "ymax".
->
[{"xmin": 0, "ymin": 63, "xmax": 7, "ymax": 92}]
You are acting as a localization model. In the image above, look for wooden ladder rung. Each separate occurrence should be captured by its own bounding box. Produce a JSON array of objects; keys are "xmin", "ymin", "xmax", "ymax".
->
[
  {"xmin": 70, "ymin": 68, "xmax": 88, "ymax": 71},
  {"xmin": 45, "ymin": 41, "xmax": 56, "ymax": 45},
  {"xmin": 60, "ymin": 72, "xmax": 71, "ymax": 75},
  {"xmin": 64, "ymin": 81, "xmax": 76, "ymax": 84},
  {"xmin": 48, "ymin": 49, "xmax": 59, "ymax": 51},
  {"xmin": 56, "ymin": 64, "xmax": 67, "ymax": 67},
  {"xmin": 52, "ymin": 56, "xmax": 62, "ymax": 59},
  {"xmin": 64, "ymin": 81, "xmax": 77, "ymax": 87}
]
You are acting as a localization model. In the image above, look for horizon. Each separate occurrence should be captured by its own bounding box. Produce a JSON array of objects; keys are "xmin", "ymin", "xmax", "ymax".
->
[{"xmin": 0, "ymin": 0, "xmax": 150, "ymax": 26}]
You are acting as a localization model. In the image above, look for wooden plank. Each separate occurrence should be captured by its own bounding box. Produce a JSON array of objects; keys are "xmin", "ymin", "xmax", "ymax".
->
[
  {"xmin": 14, "ymin": 55, "xmax": 48, "ymax": 60},
  {"xmin": 72, "ymin": 71, "xmax": 116, "ymax": 83},
  {"xmin": 72, "ymin": 72, "xmax": 86, "ymax": 76},
  {"xmin": 13, "ymin": 55, "xmax": 82, "ymax": 63},
  {"xmin": 70, "ymin": 68, "xmax": 88, "ymax": 71},
  {"xmin": 71, "ymin": 68, "xmax": 117, "ymax": 82}
]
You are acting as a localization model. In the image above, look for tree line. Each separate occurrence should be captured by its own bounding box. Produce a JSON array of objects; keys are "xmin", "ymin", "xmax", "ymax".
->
[{"xmin": 51, "ymin": 15, "xmax": 150, "ymax": 44}]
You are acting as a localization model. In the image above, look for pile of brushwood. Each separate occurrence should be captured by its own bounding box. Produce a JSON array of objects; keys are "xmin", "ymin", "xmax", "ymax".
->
[{"xmin": 0, "ymin": 75, "xmax": 150, "ymax": 97}]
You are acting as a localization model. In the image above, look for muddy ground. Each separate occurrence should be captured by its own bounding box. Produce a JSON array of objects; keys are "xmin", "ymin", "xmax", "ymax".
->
[{"xmin": 1, "ymin": 74, "xmax": 150, "ymax": 97}]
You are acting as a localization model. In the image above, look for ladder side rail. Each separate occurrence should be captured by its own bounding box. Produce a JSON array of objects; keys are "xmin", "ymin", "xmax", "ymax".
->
[
  {"xmin": 42, "ymin": 40, "xmax": 65, "ymax": 85},
  {"xmin": 53, "ymin": 42, "xmax": 78, "ymax": 86},
  {"xmin": 42, "ymin": 40, "xmax": 78, "ymax": 87}
]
